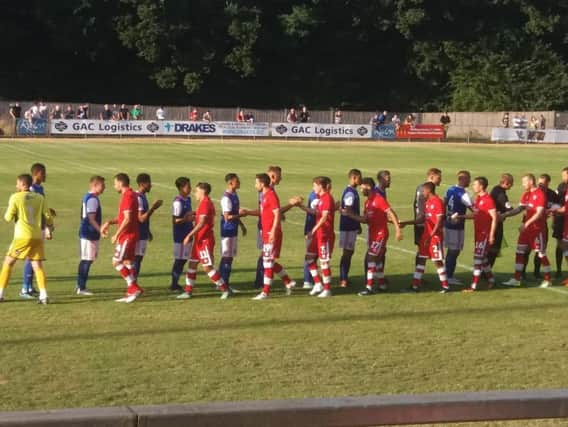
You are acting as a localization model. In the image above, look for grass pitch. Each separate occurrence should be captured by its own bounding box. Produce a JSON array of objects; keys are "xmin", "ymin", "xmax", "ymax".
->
[{"xmin": 0, "ymin": 138, "xmax": 567, "ymax": 423}]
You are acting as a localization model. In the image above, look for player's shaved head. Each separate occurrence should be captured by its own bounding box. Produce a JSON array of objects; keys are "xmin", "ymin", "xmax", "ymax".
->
[
  {"xmin": 225, "ymin": 173, "xmax": 238, "ymax": 182},
  {"xmin": 136, "ymin": 173, "xmax": 151, "ymax": 184},
  {"xmin": 348, "ymin": 169, "xmax": 362, "ymax": 178},
  {"xmin": 539, "ymin": 173, "xmax": 551, "ymax": 183},
  {"xmin": 500, "ymin": 173, "xmax": 514, "ymax": 185},
  {"xmin": 17, "ymin": 173, "xmax": 32, "ymax": 188},
  {"xmin": 267, "ymin": 166, "xmax": 282, "ymax": 174},
  {"xmin": 474, "ymin": 176, "xmax": 488, "ymax": 190},
  {"xmin": 377, "ymin": 170, "xmax": 390, "ymax": 180},
  {"xmin": 114, "ymin": 173, "xmax": 130, "ymax": 187},
  {"xmin": 361, "ymin": 177, "xmax": 375, "ymax": 188},
  {"xmin": 90, "ymin": 175, "xmax": 105, "ymax": 184},
  {"xmin": 422, "ymin": 181, "xmax": 435, "ymax": 193},
  {"xmin": 175, "ymin": 177, "xmax": 190, "ymax": 190},
  {"xmin": 256, "ymin": 173, "xmax": 270, "ymax": 187},
  {"xmin": 457, "ymin": 170, "xmax": 471, "ymax": 178},
  {"xmin": 196, "ymin": 182, "xmax": 211, "ymax": 195}
]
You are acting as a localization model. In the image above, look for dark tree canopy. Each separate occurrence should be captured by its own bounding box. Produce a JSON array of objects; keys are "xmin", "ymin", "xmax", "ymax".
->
[{"xmin": 1, "ymin": 0, "xmax": 567, "ymax": 111}]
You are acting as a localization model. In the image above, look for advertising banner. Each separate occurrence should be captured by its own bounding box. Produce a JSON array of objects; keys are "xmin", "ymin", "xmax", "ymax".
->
[
  {"xmin": 490, "ymin": 127, "xmax": 565, "ymax": 143},
  {"xmin": 372, "ymin": 124, "xmax": 396, "ymax": 140},
  {"xmin": 17, "ymin": 118, "xmax": 48, "ymax": 136},
  {"xmin": 51, "ymin": 119, "xmax": 162, "ymax": 135},
  {"xmin": 396, "ymin": 124, "xmax": 445, "ymax": 139},
  {"xmin": 271, "ymin": 123, "xmax": 372, "ymax": 139}
]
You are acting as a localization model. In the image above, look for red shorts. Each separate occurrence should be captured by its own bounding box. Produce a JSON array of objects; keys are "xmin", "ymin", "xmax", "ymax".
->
[
  {"xmin": 191, "ymin": 237, "xmax": 215, "ymax": 266},
  {"xmin": 113, "ymin": 236, "xmax": 137, "ymax": 262},
  {"xmin": 307, "ymin": 235, "xmax": 334, "ymax": 261},
  {"xmin": 418, "ymin": 234, "xmax": 444, "ymax": 261},
  {"xmin": 473, "ymin": 232, "xmax": 490, "ymax": 258},
  {"xmin": 368, "ymin": 230, "xmax": 388, "ymax": 257},
  {"xmin": 518, "ymin": 229, "xmax": 546, "ymax": 252},
  {"xmin": 262, "ymin": 232, "xmax": 282, "ymax": 259}
]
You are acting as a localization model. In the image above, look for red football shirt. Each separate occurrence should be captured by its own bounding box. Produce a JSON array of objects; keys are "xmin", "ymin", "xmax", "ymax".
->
[
  {"xmin": 316, "ymin": 192, "xmax": 335, "ymax": 239},
  {"xmin": 424, "ymin": 194, "xmax": 444, "ymax": 238},
  {"xmin": 195, "ymin": 196, "xmax": 215, "ymax": 241},
  {"xmin": 519, "ymin": 188, "xmax": 546, "ymax": 232},
  {"xmin": 261, "ymin": 188, "xmax": 281, "ymax": 238},
  {"xmin": 365, "ymin": 192, "xmax": 391, "ymax": 238},
  {"xmin": 118, "ymin": 188, "xmax": 139, "ymax": 239},
  {"xmin": 473, "ymin": 192, "xmax": 495, "ymax": 236}
]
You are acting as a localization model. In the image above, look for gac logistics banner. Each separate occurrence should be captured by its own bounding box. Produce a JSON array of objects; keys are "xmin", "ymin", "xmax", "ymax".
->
[
  {"xmin": 271, "ymin": 123, "xmax": 372, "ymax": 139},
  {"xmin": 161, "ymin": 121, "xmax": 269, "ymax": 136},
  {"xmin": 51, "ymin": 119, "xmax": 162, "ymax": 135},
  {"xmin": 372, "ymin": 124, "xmax": 396, "ymax": 140},
  {"xmin": 491, "ymin": 127, "xmax": 568, "ymax": 143},
  {"xmin": 396, "ymin": 124, "xmax": 445, "ymax": 139}
]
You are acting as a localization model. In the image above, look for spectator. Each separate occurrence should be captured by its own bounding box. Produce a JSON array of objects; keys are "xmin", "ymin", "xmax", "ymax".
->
[
  {"xmin": 119, "ymin": 104, "xmax": 130, "ymax": 120},
  {"xmin": 131, "ymin": 104, "xmax": 142, "ymax": 120},
  {"xmin": 64, "ymin": 105, "xmax": 74, "ymax": 119},
  {"xmin": 529, "ymin": 115, "xmax": 539, "ymax": 130},
  {"xmin": 245, "ymin": 111, "xmax": 255, "ymax": 123},
  {"xmin": 512, "ymin": 114, "xmax": 521, "ymax": 128},
  {"xmin": 77, "ymin": 105, "xmax": 86, "ymax": 119},
  {"xmin": 30, "ymin": 102, "xmax": 40, "ymax": 122},
  {"xmin": 391, "ymin": 113, "xmax": 401, "ymax": 129},
  {"xmin": 9, "ymin": 103, "xmax": 21, "ymax": 120},
  {"xmin": 111, "ymin": 104, "xmax": 119, "ymax": 120},
  {"xmin": 202, "ymin": 110, "xmax": 212, "ymax": 122},
  {"xmin": 299, "ymin": 105, "xmax": 310, "ymax": 123},
  {"xmin": 189, "ymin": 108, "xmax": 198, "ymax": 121},
  {"xmin": 539, "ymin": 114, "xmax": 546, "ymax": 129},
  {"xmin": 51, "ymin": 105, "xmax": 62, "ymax": 120},
  {"xmin": 404, "ymin": 113, "xmax": 415, "ymax": 126},
  {"xmin": 286, "ymin": 108, "xmax": 297, "ymax": 123},
  {"xmin": 24, "ymin": 107, "xmax": 33, "ymax": 124},
  {"xmin": 100, "ymin": 104, "xmax": 113, "ymax": 120},
  {"xmin": 334, "ymin": 108, "xmax": 343, "ymax": 124},
  {"xmin": 80, "ymin": 104, "xmax": 89, "ymax": 119},
  {"xmin": 378, "ymin": 110, "xmax": 388, "ymax": 126},
  {"xmin": 38, "ymin": 101, "xmax": 48, "ymax": 119},
  {"xmin": 502, "ymin": 112, "xmax": 510, "ymax": 128},
  {"xmin": 236, "ymin": 109, "xmax": 245, "ymax": 122},
  {"xmin": 440, "ymin": 111, "xmax": 451, "ymax": 137},
  {"xmin": 156, "ymin": 106, "xmax": 166, "ymax": 120},
  {"xmin": 370, "ymin": 111, "xmax": 379, "ymax": 128}
]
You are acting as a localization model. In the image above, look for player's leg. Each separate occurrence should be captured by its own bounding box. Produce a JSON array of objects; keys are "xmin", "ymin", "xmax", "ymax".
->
[
  {"xmin": 30, "ymin": 260, "xmax": 48, "ymax": 303},
  {"xmin": 432, "ymin": 238, "xmax": 449, "ymax": 292},
  {"xmin": 444, "ymin": 229, "xmax": 463, "ymax": 285},
  {"xmin": 178, "ymin": 257, "xmax": 198, "ymax": 299},
  {"xmin": 467, "ymin": 257, "xmax": 484, "ymax": 291},
  {"xmin": 339, "ymin": 231, "xmax": 356, "ymax": 287},
  {"xmin": 0, "ymin": 256, "xmax": 18, "ymax": 301},
  {"xmin": 21, "ymin": 259, "xmax": 36, "ymax": 297},
  {"xmin": 487, "ymin": 224, "xmax": 503, "ymax": 268},
  {"xmin": 411, "ymin": 256, "xmax": 426, "ymax": 291},
  {"xmin": 359, "ymin": 252, "xmax": 379, "ymax": 296},
  {"xmin": 302, "ymin": 235, "xmax": 314, "ymax": 289},
  {"xmin": 317, "ymin": 239, "xmax": 333, "ymax": 298},
  {"xmin": 534, "ymin": 233, "xmax": 552, "ymax": 287},
  {"xmin": 113, "ymin": 239, "xmax": 142, "ymax": 302},
  {"xmin": 133, "ymin": 239, "xmax": 147, "ymax": 279},
  {"xmin": 170, "ymin": 242, "xmax": 190, "ymax": 292},
  {"xmin": 555, "ymin": 238, "xmax": 564, "ymax": 278},
  {"xmin": 254, "ymin": 229, "xmax": 264, "ymax": 289},
  {"xmin": 77, "ymin": 238, "xmax": 97, "ymax": 295},
  {"xmin": 219, "ymin": 236, "xmax": 237, "ymax": 290},
  {"xmin": 502, "ymin": 231, "xmax": 528, "ymax": 286},
  {"xmin": 253, "ymin": 243, "xmax": 274, "ymax": 300},
  {"xmin": 201, "ymin": 249, "xmax": 229, "ymax": 299}
]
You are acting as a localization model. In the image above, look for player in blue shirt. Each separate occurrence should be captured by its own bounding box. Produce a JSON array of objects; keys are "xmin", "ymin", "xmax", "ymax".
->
[
  {"xmin": 302, "ymin": 190, "xmax": 319, "ymax": 289},
  {"xmin": 444, "ymin": 170, "xmax": 473, "ymax": 285},
  {"xmin": 77, "ymin": 176, "xmax": 105, "ymax": 295},
  {"xmin": 219, "ymin": 173, "xmax": 247, "ymax": 289},
  {"xmin": 134, "ymin": 173, "xmax": 163, "ymax": 278},
  {"xmin": 339, "ymin": 169, "xmax": 362, "ymax": 287},
  {"xmin": 170, "ymin": 177, "xmax": 194, "ymax": 292},
  {"xmin": 21, "ymin": 163, "xmax": 56, "ymax": 298}
]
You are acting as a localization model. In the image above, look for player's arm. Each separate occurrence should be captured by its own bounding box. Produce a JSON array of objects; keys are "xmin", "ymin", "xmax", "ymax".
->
[
  {"xmin": 427, "ymin": 213, "xmax": 444, "ymax": 241},
  {"xmin": 4, "ymin": 195, "xmax": 17, "ymax": 223},
  {"xmin": 239, "ymin": 208, "xmax": 259, "ymax": 217},
  {"xmin": 453, "ymin": 213, "xmax": 474, "ymax": 221},
  {"xmin": 111, "ymin": 209, "xmax": 132, "ymax": 243},
  {"xmin": 462, "ymin": 192, "xmax": 474, "ymax": 212},
  {"xmin": 309, "ymin": 209, "xmax": 329, "ymax": 237},
  {"xmin": 386, "ymin": 208, "xmax": 403, "ymax": 241},
  {"xmin": 415, "ymin": 191, "xmax": 426, "ymax": 222},
  {"xmin": 399, "ymin": 217, "xmax": 422, "ymax": 227},
  {"xmin": 280, "ymin": 202, "xmax": 296, "ymax": 214},
  {"xmin": 139, "ymin": 199, "xmax": 163, "ymax": 223},
  {"xmin": 183, "ymin": 214, "xmax": 205, "ymax": 245},
  {"xmin": 500, "ymin": 205, "xmax": 526, "ymax": 220},
  {"xmin": 488, "ymin": 208, "xmax": 497, "ymax": 245},
  {"xmin": 238, "ymin": 218, "xmax": 247, "ymax": 236},
  {"xmin": 87, "ymin": 212, "xmax": 101, "ymax": 232},
  {"xmin": 340, "ymin": 208, "xmax": 366, "ymax": 223},
  {"xmin": 268, "ymin": 208, "xmax": 281, "ymax": 243},
  {"xmin": 519, "ymin": 206, "xmax": 544, "ymax": 231},
  {"xmin": 297, "ymin": 204, "xmax": 316, "ymax": 215}
]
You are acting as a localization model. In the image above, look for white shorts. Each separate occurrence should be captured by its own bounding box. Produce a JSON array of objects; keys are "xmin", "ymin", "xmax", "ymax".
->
[
  {"xmin": 256, "ymin": 229, "xmax": 263, "ymax": 250},
  {"xmin": 80, "ymin": 238, "xmax": 99, "ymax": 261},
  {"xmin": 221, "ymin": 236, "xmax": 238, "ymax": 258},
  {"xmin": 135, "ymin": 239, "xmax": 148, "ymax": 257},
  {"xmin": 173, "ymin": 241, "xmax": 192, "ymax": 260},
  {"xmin": 339, "ymin": 230, "xmax": 358, "ymax": 251},
  {"xmin": 444, "ymin": 228, "xmax": 465, "ymax": 251}
]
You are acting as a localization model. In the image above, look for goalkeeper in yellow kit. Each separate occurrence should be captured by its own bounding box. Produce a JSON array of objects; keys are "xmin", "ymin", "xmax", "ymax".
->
[{"xmin": 0, "ymin": 174, "xmax": 54, "ymax": 304}]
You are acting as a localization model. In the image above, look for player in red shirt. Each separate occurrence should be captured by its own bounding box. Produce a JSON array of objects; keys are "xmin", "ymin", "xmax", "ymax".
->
[
  {"xmin": 501, "ymin": 173, "xmax": 552, "ymax": 287},
  {"xmin": 242, "ymin": 173, "xmax": 295, "ymax": 300},
  {"xmin": 177, "ymin": 182, "xmax": 230, "ymax": 299},
  {"xmin": 100, "ymin": 173, "xmax": 143, "ymax": 303},
  {"xmin": 453, "ymin": 177, "xmax": 498, "ymax": 292},
  {"xmin": 297, "ymin": 176, "xmax": 336, "ymax": 298},
  {"xmin": 400, "ymin": 181, "xmax": 449, "ymax": 292},
  {"xmin": 341, "ymin": 177, "xmax": 403, "ymax": 295}
]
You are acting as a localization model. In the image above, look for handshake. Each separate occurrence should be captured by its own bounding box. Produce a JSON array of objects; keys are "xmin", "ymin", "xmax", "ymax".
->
[{"xmin": 289, "ymin": 196, "xmax": 304, "ymax": 206}]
